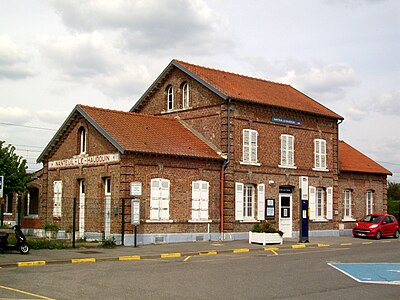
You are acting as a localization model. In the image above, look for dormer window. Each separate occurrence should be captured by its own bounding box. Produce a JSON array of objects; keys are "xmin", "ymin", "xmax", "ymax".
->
[
  {"xmin": 79, "ymin": 127, "xmax": 86, "ymax": 154},
  {"xmin": 167, "ymin": 86, "xmax": 174, "ymax": 111},
  {"xmin": 182, "ymin": 82, "xmax": 189, "ymax": 108}
]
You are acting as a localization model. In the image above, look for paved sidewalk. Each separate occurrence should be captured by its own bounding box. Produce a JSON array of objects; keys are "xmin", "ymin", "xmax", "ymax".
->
[{"xmin": 0, "ymin": 235, "xmax": 389, "ymax": 268}]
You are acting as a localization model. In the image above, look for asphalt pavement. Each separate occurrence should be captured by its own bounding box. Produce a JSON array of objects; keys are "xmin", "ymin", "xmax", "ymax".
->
[{"xmin": 0, "ymin": 235, "xmax": 386, "ymax": 268}]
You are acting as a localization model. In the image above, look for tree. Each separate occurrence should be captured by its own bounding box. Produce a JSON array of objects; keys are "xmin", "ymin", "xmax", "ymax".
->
[
  {"xmin": 387, "ymin": 181, "xmax": 400, "ymax": 216},
  {"xmin": 0, "ymin": 140, "xmax": 29, "ymax": 195}
]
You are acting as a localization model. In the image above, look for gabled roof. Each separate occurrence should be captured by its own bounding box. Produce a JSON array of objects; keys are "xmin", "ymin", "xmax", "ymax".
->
[
  {"xmin": 339, "ymin": 141, "xmax": 392, "ymax": 175},
  {"xmin": 38, "ymin": 105, "xmax": 223, "ymax": 162},
  {"xmin": 131, "ymin": 59, "xmax": 343, "ymax": 120}
]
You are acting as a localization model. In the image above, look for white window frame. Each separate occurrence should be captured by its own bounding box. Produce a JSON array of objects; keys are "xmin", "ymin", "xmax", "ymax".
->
[
  {"xmin": 366, "ymin": 191, "xmax": 373, "ymax": 215},
  {"xmin": 80, "ymin": 128, "xmax": 86, "ymax": 154},
  {"xmin": 344, "ymin": 190, "xmax": 352, "ymax": 219},
  {"xmin": 242, "ymin": 129, "xmax": 259, "ymax": 165},
  {"xmin": 280, "ymin": 134, "xmax": 295, "ymax": 168},
  {"xmin": 149, "ymin": 178, "xmax": 171, "ymax": 222},
  {"xmin": 191, "ymin": 180, "xmax": 209, "ymax": 222},
  {"xmin": 313, "ymin": 139, "xmax": 327, "ymax": 171},
  {"xmin": 235, "ymin": 182, "xmax": 264, "ymax": 221},
  {"xmin": 53, "ymin": 180, "xmax": 62, "ymax": 218},
  {"xmin": 243, "ymin": 185, "xmax": 255, "ymax": 220},
  {"xmin": 167, "ymin": 86, "xmax": 174, "ymax": 111},
  {"xmin": 182, "ymin": 83, "xmax": 189, "ymax": 108},
  {"xmin": 4, "ymin": 193, "xmax": 13, "ymax": 215}
]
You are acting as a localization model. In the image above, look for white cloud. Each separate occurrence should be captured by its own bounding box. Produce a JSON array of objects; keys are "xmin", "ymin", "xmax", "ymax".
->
[
  {"xmin": 345, "ymin": 106, "xmax": 369, "ymax": 121},
  {"xmin": 48, "ymin": 0, "xmax": 233, "ymax": 55},
  {"xmin": 373, "ymin": 91, "xmax": 400, "ymax": 115},
  {"xmin": 0, "ymin": 35, "xmax": 35, "ymax": 80},
  {"xmin": 0, "ymin": 106, "xmax": 30, "ymax": 123}
]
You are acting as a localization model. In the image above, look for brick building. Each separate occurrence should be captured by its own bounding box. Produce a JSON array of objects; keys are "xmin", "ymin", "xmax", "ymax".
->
[{"xmin": 21, "ymin": 60, "xmax": 391, "ymax": 245}]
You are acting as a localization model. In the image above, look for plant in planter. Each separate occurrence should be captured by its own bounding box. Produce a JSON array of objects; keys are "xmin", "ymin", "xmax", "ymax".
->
[
  {"xmin": 43, "ymin": 223, "xmax": 59, "ymax": 239},
  {"xmin": 249, "ymin": 222, "xmax": 284, "ymax": 245}
]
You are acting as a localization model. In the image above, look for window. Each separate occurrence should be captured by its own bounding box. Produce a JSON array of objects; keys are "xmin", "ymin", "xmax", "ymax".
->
[
  {"xmin": 182, "ymin": 83, "xmax": 189, "ymax": 108},
  {"xmin": 5, "ymin": 192, "xmax": 13, "ymax": 214},
  {"xmin": 235, "ymin": 183, "xmax": 265, "ymax": 221},
  {"xmin": 316, "ymin": 188, "xmax": 325, "ymax": 218},
  {"xmin": 53, "ymin": 181, "xmax": 62, "ymax": 217},
  {"xmin": 79, "ymin": 128, "xmax": 86, "ymax": 154},
  {"xmin": 26, "ymin": 187, "xmax": 39, "ymax": 215},
  {"xmin": 344, "ymin": 190, "xmax": 352, "ymax": 219},
  {"xmin": 191, "ymin": 181, "xmax": 209, "ymax": 221},
  {"xmin": 309, "ymin": 186, "xmax": 333, "ymax": 220},
  {"xmin": 366, "ymin": 191, "xmax": 373, "ymax": 215},
  {"xmin": 167, "ymin": 86, "xmax": 174, "ymax": 111},
  {"xmin": 105, "ymin": 178, "xmax": 111, "ymax": 195},
  {"xmin": 150, "ymin": 178, "xmax": 170, "ymax": 221},
  {"xmin": 242, "ymin": 129, "xmax": 258, "ymax": 164},
  {"xmin": 314, "ymin": 139, "xmax": 327, "ymax": 170},
  {"xmin": 280, "ymin": 134, "xmax": 295, "ymax": 167}
]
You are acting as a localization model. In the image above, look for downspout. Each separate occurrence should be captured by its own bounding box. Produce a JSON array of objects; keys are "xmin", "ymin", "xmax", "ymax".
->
[
  {"xmin": 337, "ymin": 119, "xmax": 343, "ymax": 176},
  {"xmin": 220, "ymin": 99, "xmax": 231, "ymax": 240}
]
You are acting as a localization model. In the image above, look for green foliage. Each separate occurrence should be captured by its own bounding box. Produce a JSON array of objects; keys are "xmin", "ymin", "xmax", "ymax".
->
[
  {"xmin": 251, "ymin": 222, "xmax": 284, "ymax": 236},
  {"xmin": 0, "ymin": 141, "xmax": 29, "ymax": 194},
  {"xmin": 102, "ymin": 237, "xmax": 116, "ymax": 248},
  {"xmin": 27, "ymin": 238, "xmax": 67, "ymax": 250},
  {"xmin": 43, "ymin": 223, "xmax": 59, "ymax": 232},
  {"xmin": 387, "ymin": 181, "xmax": 400, "ymax": 219}
]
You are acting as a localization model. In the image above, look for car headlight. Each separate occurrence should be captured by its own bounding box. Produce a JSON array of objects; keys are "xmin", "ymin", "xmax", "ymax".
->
[
  {"xmin": 369, "ymin": 224, "xmax": 378, "ymax": 229},
  {"xmin": 355, "ymin": 222, "xmax": 358, "ymax": 226}
]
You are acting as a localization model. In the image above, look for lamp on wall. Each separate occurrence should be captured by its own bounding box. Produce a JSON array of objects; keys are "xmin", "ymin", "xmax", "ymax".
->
[{"xmin": 268, "ymin": 180, "xmax": 275, "ymax": 186}]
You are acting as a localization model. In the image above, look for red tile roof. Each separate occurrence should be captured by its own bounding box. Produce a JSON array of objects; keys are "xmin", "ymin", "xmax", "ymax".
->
[
  {"xmin": 339, "ymin": 141, "xmax": 391, "ymax": 175},
  {"xmin": 175, "ymin": 60, "xmax": 343, "ymax": 120},
  {"xmin": 80, "ymin": 105, "xmax": 223, "ymax": 160}
]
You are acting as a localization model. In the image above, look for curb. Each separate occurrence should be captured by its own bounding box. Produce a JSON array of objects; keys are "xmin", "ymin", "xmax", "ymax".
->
[{"xmin": 0, "ymin": 242, "xmax": 337, "ymax": 269}]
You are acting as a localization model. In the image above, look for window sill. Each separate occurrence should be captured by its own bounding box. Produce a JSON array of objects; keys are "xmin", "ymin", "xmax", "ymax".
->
[
  {"xmin": 24, "ymin": 214, "xmax": 39, "ymax": 219},
  {"xmin": 279, "ymin": 165, "xmax": 297, "ymax": 169},
  {"xmin": 342, "ymin": 218, "xmax": 356, "ymax": 222},
  {"xmin": 3, "ymin": 213, "xmax": 12, "ymax": 216},
  {"xmin": 188, "ymin": 220, "xmax": 212, "ymax": 223},
  {"xmin": 312, "ymin": 219, "xmax": 328, "ymax": 222},
  {"xmin": 312, "ymin": 168, "xmax": 330, "ymax": 172},
  {"xmin": 238, "ymin": 219, "xmax": 259, "ymax": 223},
  {"xmin": 240, "ymin": 161, "xmax": 261, "ymax": 166},
  {"xmin": 146, "ymin": 220, "xmax": 174, "ymax": 223},
  {"xmin": 161, "ymin": 107, "xmax": 192, "ymax": 114}
]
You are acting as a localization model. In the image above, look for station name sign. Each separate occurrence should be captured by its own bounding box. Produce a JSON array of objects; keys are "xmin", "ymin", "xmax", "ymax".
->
[
  {"xmin": 49, "ymin": 153, "xmax": 120, "ymax": 169},
  {"xmin": 272, "ymin": 116, "xmax": 303, "ymax": 126}
]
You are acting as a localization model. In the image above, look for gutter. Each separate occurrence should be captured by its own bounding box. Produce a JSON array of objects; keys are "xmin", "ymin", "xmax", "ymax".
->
[
  {"xmin": 337, "ymin": 119, "xmax": 344, "ymax": 176},
  {"xmin": 220, "ymin": 99, "xmax": 232, "ymax": 240}
]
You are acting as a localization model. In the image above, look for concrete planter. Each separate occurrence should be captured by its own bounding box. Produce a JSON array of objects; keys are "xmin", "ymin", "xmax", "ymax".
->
[{"xmin": 249, "ymin": 231, "xmax": 283, "ymax": 245}]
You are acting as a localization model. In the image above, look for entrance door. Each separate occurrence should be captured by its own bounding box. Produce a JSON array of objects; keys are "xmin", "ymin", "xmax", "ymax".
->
[
  {"xmin": 104, "ymin": 178, "xmax": 111, "ymax": 239},
  {"xmin": 79, "ymin": 180, "xmax": 85, "ymax": 238},
  {"xmin": 279, "ymin": 194, "xmax": 292, "ymax": 237}
]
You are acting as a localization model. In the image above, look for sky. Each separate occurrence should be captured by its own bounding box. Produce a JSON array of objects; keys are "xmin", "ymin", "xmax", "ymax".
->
[{"xmin": 0, "ymin": 0, "xmax": 399, "ymax": 182}]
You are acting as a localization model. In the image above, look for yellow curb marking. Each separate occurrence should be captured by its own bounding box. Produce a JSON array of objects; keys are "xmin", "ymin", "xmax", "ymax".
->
[
  {"xmin": 264, "ymin": 247, "xmax": 279, "ymax": 251},
  {"xmin": 340, "ymin": 243, "xmax": 352, "ymax": 246},
  {"xmin": 292, "ymin": 244, "xmax": 306, "ymax": 249},
  {"xmin": 71, "ymin": 258, "xmax": 96, "ymax": 263},
  {"xmin": 199, "ymin": 251, "xmax": 217, "ymax": 256},
  {"xmin": 118, "ymin": 255, "xmax": 141, "ymax": 261},
  {"xmin": 17, "ymin": 260, "xmax": 46, "ymax": 267},
  {"xmin": 183, "ymin": 256, "xmax": 191, "ymax": 262},
  {"xmin": 233, "ymin": 248, "xmax": 250, "ymax": 253},
  {"xmin": 362, "ymin": 242, "xmax": 373, "ymax": 245},
  {"xmin": 160, "ymin": 253, "xmax": 181, "ymax": 258},
  {"xmin": 0, "ymin": 285, "xmax": 54, "ymax": 300},
  {"xmin": 271, "ymin": 250, "xmax": 279, "ymax": 255},
  {"xmin": 317, "ymin": 244, "xmax": 330, "ymax": 247}
]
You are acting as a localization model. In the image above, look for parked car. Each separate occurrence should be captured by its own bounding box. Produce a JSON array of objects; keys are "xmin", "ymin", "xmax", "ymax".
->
[{"xmin": 353, "ymin": 214, "xmax": 399, "ymax": 240}]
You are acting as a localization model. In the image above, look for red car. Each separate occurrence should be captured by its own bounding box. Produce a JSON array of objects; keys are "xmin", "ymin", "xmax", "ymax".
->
[{"xmin": 353, "ymin": 214, "xmax": 399, "ymax": 240}]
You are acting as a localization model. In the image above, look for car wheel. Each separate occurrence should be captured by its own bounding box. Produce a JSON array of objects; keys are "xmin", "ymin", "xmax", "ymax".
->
[
  {"xmin": 394, "ymin": 230, "xmax": 399, "ymax": 239},
  {"xmin": 375, "ymin": 231, "xmax": 382, "ymax": 240}
]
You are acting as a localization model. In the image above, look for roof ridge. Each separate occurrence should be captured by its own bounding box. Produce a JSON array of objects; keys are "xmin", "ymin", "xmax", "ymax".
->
[
  {"xmin": 174, "ymin": 59, "xmax": 290, "ymax": 87},
  {"xmin": 79, "ymin": 104, "xmax": 178, "ymax": 122}
]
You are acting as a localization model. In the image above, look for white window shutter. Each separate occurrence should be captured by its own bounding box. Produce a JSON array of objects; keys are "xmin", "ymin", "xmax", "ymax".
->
[
  {"xmin": 309, "ymin": 186, "xmax": 316, "ymax": 220},
  {"xmin": 314, "ymin": 140, "xmax": 320, "ymax": 169},
  {"xmin": 192, "ymin": 182, "xmax": 201, "ymax": 220},
  {"xmin": 321, "ymin": 140, "xmax": 327, "ymax": 169},
  {"xmin": 150, "ymin": 179, "xmax": 161, "ymax": 220},
  {"xmin": 281, "ymin": 135, "xmax": 287, "ymax": 165},
  {"xmin": 326, "ymin": 187, "xmax": 333, "ymax": 220},
  {"xmin": 160, "ymin": 179, "xmax": 170, "ymax": 220},
  {"xmin": 235, "ymin": 182, "xmax": 244, "ymax": 221},
  {"xmin": 200, "ymin": 182, "xmax": 209, "ymax": 220},
  {"xmin": 243, "ymin": 130, "xmax": 249, "ymax": 162},
  {"xmin": 257, "ymin": 184, "xmax": 265, "ymax": 220},
  {"xmin": 288, "ymin": 135, "xmax": 294, "ymax": 166},
  {"xmin": 250, "ymin": 130, "xmax": 257, "ymax": 162},
  {"xmin": 53, "ymin": 181, "xmax": 62, "ymax": 217}
]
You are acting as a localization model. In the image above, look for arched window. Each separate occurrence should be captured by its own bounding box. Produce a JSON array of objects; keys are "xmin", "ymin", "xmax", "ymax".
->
[
  {"xmin": 182, "ymin": 82, "xmax": 189, "ymax": 108},
  {"xmin": 79, "ymin": 127, "xmax": 86, "ymax": 154},
  {"xmin": 167, "ymin": 86, "xmax": 174, "ymax": 111}
]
